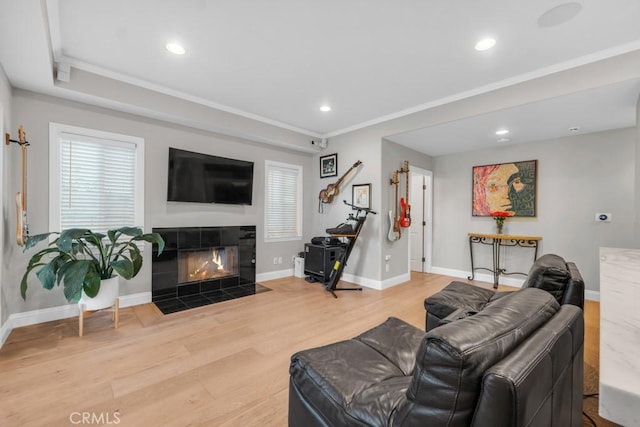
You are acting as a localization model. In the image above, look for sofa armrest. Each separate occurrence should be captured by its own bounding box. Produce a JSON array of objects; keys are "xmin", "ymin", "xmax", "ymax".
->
[{"xmin": 561, "ymin": 262, "xmax": 584, "ymax": 309}]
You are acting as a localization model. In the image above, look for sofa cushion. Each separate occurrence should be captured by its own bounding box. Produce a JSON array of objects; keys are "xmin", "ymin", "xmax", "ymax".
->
[
  {"xmin": 523, "ymin": 254, "xmax": 571, "ymax": 303},
  {"xmin": 397, "ymin": 288, "xmax": 560, "ymax": 427},
  {"xmin": 289, "ymin": 317, "xmax": 424, "ymax": 426},
  {"xmin": 355, "ymin": 316, "xmax": 426, "ymax": 376},
  {"xmin": 424, "ymin": 281, "xmax": 495, "ymax": 319}
]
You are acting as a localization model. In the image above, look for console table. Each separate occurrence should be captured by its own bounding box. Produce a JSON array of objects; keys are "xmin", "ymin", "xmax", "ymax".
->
[
  {"xmin": 599, "ymin": 247, "xmax": 640, "ymax": 426},
  {"xmin": 467, "ymin": 232, "xmax": 542, "ymax": 289}
]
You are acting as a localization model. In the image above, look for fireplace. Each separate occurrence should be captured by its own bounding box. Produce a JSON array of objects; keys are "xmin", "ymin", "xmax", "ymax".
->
[
  {"xmin": 151, "ymin": 225, "xmax": 264, "ymax": 314},
  {"xmin": 179, "ymin": 246, "xmax": 238, "ymax": 283}
]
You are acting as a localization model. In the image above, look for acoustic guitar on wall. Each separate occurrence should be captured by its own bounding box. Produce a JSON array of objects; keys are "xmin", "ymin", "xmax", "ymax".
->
[{"xmin": 318, "ymin": 160, "xmax": 362, "ymax": 212}]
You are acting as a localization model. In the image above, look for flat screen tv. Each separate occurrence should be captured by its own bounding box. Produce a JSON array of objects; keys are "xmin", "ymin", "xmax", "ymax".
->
[{"xmin": 167, "ymin": 147, "xmax": 254, "ymax": 205}]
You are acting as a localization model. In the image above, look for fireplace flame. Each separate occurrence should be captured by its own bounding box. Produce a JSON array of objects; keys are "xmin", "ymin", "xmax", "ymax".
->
[
  {"xmin": 192, "ymin": 260, "xmax": 210, "ymax": 277},
  {"xmin": 212, "ymin": 249, "xmax": 225, "ymax": 271}
]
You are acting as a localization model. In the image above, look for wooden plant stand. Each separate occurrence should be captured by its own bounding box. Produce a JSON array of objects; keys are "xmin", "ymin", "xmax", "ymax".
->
[{"xmin": 78, "ymin": 298, "xmax": 120, "ymax": 337}]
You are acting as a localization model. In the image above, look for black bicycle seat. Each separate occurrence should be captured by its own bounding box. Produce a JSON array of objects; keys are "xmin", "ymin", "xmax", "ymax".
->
[{"xmin": 326, "ymin": 223, "xmax": 354, "ymax": 234}]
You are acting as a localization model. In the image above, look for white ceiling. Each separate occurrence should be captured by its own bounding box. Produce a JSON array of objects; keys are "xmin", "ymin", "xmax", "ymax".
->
[{"xmin": 0, "ymin": 0, "xmax": 639, "ymax": 156}]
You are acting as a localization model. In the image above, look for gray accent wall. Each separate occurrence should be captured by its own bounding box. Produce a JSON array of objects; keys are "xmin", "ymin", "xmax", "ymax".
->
[
  {"xmin": 5, "ymin": 90, "xmax": 315, "ymax": 316},
  {"xmin": 432, "ymin": 127, "xmax": 636, "ymax": 293}
]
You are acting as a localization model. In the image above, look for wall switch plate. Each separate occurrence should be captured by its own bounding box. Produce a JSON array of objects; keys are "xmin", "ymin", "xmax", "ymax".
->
[{"xmin": 595, "ymin": 213, "xmax": 612, "ymax": 222}]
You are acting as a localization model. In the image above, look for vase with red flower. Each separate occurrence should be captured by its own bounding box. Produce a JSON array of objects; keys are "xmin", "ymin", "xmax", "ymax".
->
[{"xmin": 491, "ymin": 211, "xmax": 511, "ymax": 234}]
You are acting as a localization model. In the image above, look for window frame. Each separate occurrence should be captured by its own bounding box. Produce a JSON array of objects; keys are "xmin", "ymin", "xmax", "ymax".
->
[
  {"xmin": 264, "ymin": 160, "xmax": 303, "ymax": 242},
  {"xmin": 49, "ymin": 122, "xmax": 145, "ymax": 235}
]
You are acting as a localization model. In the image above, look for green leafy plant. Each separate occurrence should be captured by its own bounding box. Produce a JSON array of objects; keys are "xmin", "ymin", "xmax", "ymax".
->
[{"xmin": 21, "ymin": 227, "xmax": 165, "ymax": 303}]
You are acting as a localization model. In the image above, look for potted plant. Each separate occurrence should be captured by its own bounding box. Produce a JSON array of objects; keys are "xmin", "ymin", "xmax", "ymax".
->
[{"xmin": 20, "ymin": 227, "xmax": 165, "ymax": 304}]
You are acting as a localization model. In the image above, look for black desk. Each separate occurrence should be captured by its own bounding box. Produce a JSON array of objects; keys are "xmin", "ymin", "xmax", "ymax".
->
[{"xmin": 467, "ymin": 232, "xmax": 542, "ymax": 289}]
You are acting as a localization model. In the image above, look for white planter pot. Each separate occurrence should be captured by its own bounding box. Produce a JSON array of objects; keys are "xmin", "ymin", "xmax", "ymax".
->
[{"xmin": 78, "ymin": 276, "xmax": 119, "ymax": 311}]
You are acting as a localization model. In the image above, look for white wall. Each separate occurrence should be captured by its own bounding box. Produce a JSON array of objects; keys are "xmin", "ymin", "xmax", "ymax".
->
[
  {"xmin": 636, "ymin": 93, "xmax": 640, "ymax": 242},
  {"xmin": 432, "ymin": 127, "xmax": 636, "ymax": 292},
  {"xmin": 5, "ymin": 90, "xmax": 315, "ymax": 316},
  {"xmin": 309, "ymin": 128, "xmax": 433, "ymax": 288},
  {"xmin": 0, "ymin": 64, "xmax": 11, "ymax": 326}
]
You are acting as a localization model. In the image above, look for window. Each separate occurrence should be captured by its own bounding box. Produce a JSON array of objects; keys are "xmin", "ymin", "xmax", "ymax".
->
[
  {"xmin": 49, "ymin": 123, "xmax": 144, "ymax": 234},
  {"xmin": 265, "ymin": 160, "xmax": 302, "ymax": 241}
]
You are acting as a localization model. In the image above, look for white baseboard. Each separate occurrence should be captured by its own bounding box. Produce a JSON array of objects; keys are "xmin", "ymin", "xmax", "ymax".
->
[
  {"xmin": 0, "ymin": 291, "xmax": 152, "ymax": 349},
  {"xmin": 0, "ymin": 319, "xmax": 12, "ymax": 347},
  {"xmin": 585, "ymin": 289, "xmax": 600, "ymax": 302},
  {"xmin": 430, "ymin": 266, "xmax": 600, "ymax": 301},
  {"xmin": 256, "ymin": 268, "xmax": 293, "ymax": 282},
  {"xmin": 430, "ymin": 266, "xmax": 524, "ymax": 287}
]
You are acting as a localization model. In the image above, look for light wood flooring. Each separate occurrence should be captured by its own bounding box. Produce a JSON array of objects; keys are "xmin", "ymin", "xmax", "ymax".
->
[{"xmin": 0, "ymin": 273, "xmax": 602, "ymax": 426}]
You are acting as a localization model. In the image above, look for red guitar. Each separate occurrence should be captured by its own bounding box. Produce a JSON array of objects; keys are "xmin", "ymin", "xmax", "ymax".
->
[{"xmin": 400, "ymin": 161, "xmax": 411, "ymax": 227}]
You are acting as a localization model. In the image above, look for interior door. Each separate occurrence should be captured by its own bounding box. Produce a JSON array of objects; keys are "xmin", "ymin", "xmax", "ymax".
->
[{"xmin": 409, "ymin": 172, "xmax": 424, "ymax": 272}]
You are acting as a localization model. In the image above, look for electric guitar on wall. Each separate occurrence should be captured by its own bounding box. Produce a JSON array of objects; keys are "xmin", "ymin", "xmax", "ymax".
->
[
  {"xmin": 5, "ymin": 125, "xmax": 30, "ymax": 246},
  {"xmin": 318, "ymin": 160, "xmax": 362, "ymax": 212},
  {"xmin": 388, "ymin": 171, "xmax": 400, "ymax": 241},
  {"xmin": 400, "ymin": 160, "xmax": 411, "ymax": 227}
]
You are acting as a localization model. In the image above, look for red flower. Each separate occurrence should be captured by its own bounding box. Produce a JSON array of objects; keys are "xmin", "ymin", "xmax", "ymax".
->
[{"xmin": 490, "ymin": 211, "xmax": 513, "ymax": 230}]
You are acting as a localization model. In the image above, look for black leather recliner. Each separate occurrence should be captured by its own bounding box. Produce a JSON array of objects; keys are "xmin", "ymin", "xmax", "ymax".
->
[
  {"xmin": 424, "ymin": 253, "xmax": 584, "ymax": 331},
  {"xmin": 289, "ymin": 288, "xmax": 584, "ymax": 426}
]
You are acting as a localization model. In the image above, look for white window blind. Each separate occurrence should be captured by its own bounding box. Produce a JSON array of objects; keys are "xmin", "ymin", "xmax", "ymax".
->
[
  {"xmin": 265, "ymin": 160, "xmax": 302, "ymax": 241},
  {"xmin": 49, "ymin": 123, "xmax": 144, "ymax": 234}
]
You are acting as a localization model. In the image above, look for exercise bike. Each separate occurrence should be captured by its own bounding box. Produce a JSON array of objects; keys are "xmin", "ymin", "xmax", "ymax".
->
[{"xmin": 322, "ymin": 200, "xmax": 377, "ymax": 298}]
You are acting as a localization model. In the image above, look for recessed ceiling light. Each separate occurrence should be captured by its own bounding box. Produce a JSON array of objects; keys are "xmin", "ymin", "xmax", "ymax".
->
[
  {"xmin": 495, "ymin": 129, "xmax": 510, "ymax": 136},
  {"xmin": 166, "ymin": 43, "xmax": 186, "ymax": 55},
  {"xmin": 475, "ymin": 38, "xmax": 496, "ymax": 51},
  {"xmin": 320, "ymin": 105, "xmax": 332, "ymax": 112},
  {"xmin": 497, "ymin": 137, "xmax": 511, "ymax": 143}
]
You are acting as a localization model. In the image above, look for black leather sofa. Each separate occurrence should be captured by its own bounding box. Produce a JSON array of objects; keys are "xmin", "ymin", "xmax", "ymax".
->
[
  {"xmin": 424, "ymin": 253, "xmax": 584, "ymax": 331},
  {"xmin": 289, "ymin": 287, "xmax": 584, "ymax": 426}
]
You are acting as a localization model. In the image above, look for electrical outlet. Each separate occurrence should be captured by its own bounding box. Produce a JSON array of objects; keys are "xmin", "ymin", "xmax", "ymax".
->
[
  {"xmin": 278, "ymin": 256, "xmax": 283, "ymax": 264},
  {"xmin": 273, "ymin": 257, "xmax": 277, "ymax": 264},
  {"xmin": 385, "ymin": 264, "xmax": 390, "ymax": 272}
]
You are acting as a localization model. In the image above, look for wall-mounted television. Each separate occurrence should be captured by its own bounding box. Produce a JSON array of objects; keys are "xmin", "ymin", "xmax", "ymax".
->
[{"xmin": 167, "ymin": 147, "xmax": 254, "ymax": 205}]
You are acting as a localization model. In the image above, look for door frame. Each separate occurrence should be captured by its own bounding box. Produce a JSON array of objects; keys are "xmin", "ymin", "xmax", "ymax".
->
[{"xmin": 408, "ymin": 166, "xmax": 433, "ymax": 273}]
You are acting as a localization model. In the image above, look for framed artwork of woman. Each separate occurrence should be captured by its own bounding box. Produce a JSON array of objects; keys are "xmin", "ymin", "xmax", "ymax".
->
[{"xmin": 472, "ymin": 160, "xmax": 537, "ymax": 217}]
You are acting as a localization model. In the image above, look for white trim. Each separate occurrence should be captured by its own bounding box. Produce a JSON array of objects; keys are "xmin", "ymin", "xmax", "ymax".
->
[
  {"xmin": 256, "ymin": 269, "xmax": 294, "ymax": 282},
  {"xmin": 409, "ymin": 166, "xmax": 433, "ymax": 274},
  {"xmin": 585, "ymin": 290, "xmax": 600, "ymax": 302},
  {"xmin": 0, "ymin": 319, "xmax": 12, "ymax": 348},
  {"xmin": 264, "ymin": 160, "xmax": 303, "ymax": 242},
  {"xmin": 324, "ymin": 41, "xmax": 640, "ymax": 138},
  {"xmin": 431, "ymin": 266, "xmax": 601, "ymax": 301},
  {"xmin": 58, "ymin": 57, "xmax": 322, "ymax": 139},
  {"xmin": 430, "ymin": 266, "xmax": 526, "ymax": 287},
  {"xmin": 0, "ymin": 291, "xmax": 152, "ymax": 348},
  {"xmin": 338, "ymin": 272, "xmax": 411, "ymax": 291},
  {"xmin": 49, "ymin": 122, "xmax": 145, "ymax": 233}
]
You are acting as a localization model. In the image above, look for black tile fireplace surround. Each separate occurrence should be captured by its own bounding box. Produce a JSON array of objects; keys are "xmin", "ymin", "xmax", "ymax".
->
[{"xmin": 152, "ymin": 225, "xmax": 263, "ymax": 314}]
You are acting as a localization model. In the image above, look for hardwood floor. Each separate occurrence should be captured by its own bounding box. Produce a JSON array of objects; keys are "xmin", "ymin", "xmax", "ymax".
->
[{"xmin": 0, "ymin": 273, "xmax": 601, "ymax": 426}]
